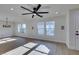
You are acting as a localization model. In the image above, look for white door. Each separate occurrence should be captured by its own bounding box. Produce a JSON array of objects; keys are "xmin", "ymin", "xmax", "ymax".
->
[{"xmin": 75, "ymin": 12, "xmax": 79, "ymax": 50}]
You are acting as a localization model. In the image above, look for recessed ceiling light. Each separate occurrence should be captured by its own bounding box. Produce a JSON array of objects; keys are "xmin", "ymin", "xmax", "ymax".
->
[
  {"xmin": 55, "ymin": 11, "xmax": 59, "ymax": 14},
  {"xmin": 10, "ymin": 8, "xmax": 14, "ymax": 10}
]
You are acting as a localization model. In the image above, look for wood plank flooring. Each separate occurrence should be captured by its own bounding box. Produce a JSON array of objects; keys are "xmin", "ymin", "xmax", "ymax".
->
[{"xmin": 0, "ymin": 37, "xmax": 79, "ymax": 55}]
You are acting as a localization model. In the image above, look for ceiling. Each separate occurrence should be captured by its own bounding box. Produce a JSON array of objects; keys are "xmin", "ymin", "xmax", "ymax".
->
[{"xmin": 0, "ymin": 4, "xmax": 79, "ymax": 21}]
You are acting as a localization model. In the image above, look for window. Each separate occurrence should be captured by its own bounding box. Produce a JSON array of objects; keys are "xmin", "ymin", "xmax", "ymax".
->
[
  {"xmin": 37, "ymin": 22, "xmax": 44, "ymax": 35},
  {"xmin": 46, "ymin": 21, "xmax": 55, "ymax": 36},
  {"xmin": 18, "ymin": 24, "xmax": 26, "ymax": 33},
  {"xmin": 37, "ymin": 21, "xmax": 55, "ymax": 36}
]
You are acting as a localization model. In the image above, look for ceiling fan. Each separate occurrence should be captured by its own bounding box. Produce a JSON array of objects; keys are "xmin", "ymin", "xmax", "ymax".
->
[{"xmin": 20, "ymin": 4, "xmax": 49, "ymax": 18}]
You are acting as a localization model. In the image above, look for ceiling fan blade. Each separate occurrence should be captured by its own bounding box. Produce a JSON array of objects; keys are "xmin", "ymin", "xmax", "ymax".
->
[
  {"xmin": 32, "ymin": 15, "xmax": 34, "ymax": 18},
  {"xmin": 20, "ymin": 6, "xmax": 33, "ymax": 12},
  {"xmin": 37, "ymin": 12, "xmax": 49, "ymax": 14},
  {"xmin": 36, "ymin": 4, "xmax": 41, "ymax": 11},
  {"xmin": 22, "ymin": 13, "xmax": 34, "ymax": 15},
  {"xmin": 35, "ymin": 12, "xmax": 43, "ymax": 17}
]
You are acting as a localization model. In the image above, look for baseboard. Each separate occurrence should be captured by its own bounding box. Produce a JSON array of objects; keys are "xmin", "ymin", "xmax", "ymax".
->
[
  {"xmin": 14, "ymin": 36, "xmax": 66, "ymax": 45},
  {"xmin": 0, "ymin": 36, "xmax": 14, "ymax": 39}
]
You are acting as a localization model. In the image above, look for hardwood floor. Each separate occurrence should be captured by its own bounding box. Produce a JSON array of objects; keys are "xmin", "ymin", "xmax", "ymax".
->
[{"xmin": 0, "ymin": 37, "xmax": 79, "ymax": 55}]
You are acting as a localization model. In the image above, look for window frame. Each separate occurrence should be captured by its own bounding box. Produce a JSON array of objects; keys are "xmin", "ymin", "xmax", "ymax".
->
[
  {"xmin": 46, "ymin": 21, "xmax": 55, "ymax": 36},
  {"xmin": 37, "ymin": 22, "xmax": 45, "ymax": 35},
  {"xmin": 37, "ymin": 21, "xmax": 55, "ymax": 36},
  {"xmin": 17, "ymin": 24, "xmax": 26, "ymax": 33}
]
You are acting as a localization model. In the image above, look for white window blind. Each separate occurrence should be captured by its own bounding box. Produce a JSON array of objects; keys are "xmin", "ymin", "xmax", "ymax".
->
[
  {"xmin": 37, "ymin": 22, "xmax": 44, "ymax": 35},
  {"xmin": 18, "ymin": 24, "xmax": 26, "ymax": 33}
]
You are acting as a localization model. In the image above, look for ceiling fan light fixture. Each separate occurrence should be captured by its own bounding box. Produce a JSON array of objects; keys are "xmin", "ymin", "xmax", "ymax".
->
[{"xmin": 33, "ymin": 14, "xmax": 36, "ymax": 15}]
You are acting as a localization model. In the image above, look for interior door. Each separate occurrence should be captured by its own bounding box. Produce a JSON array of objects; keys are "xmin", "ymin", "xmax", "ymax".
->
[{"xmin": 75, "ymin": 12, "xmax": 79, "ymax": 50}]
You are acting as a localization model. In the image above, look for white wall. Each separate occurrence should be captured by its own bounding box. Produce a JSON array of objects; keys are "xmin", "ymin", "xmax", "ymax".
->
[
  {"xmin": 14, "ymin": 15, "xmax": 66, "ymax": 43},
  {"xmin": 0, "ymin": 21, "xmax": 14, "ymax": 38}
]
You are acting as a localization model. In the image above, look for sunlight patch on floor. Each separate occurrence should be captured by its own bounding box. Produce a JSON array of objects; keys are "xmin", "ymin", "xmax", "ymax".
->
[
  {"xmin": 23, "ymin": 42, "xmax": 38, "ymax": 48},
  {"xmin": 0, "ymin": 38, "xmax": 17, "ymax": 44},
  {"xmin": 28, "ymin": 51, "xmax": 47, "ymax": 55},
  {"xmin": 35, "ymin": 44, "xmax": 50, "ymax": 54},
  {"xmin": 2, "ymin": 42, "xmax": 50, "ymax": 55},
  {"xmin": 0, "ymin": 41, "xmax": 7, "ymax": 44},
  {"xmin": 3, "ymin": 46, "xmax": 30, "ymax": 55}
]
